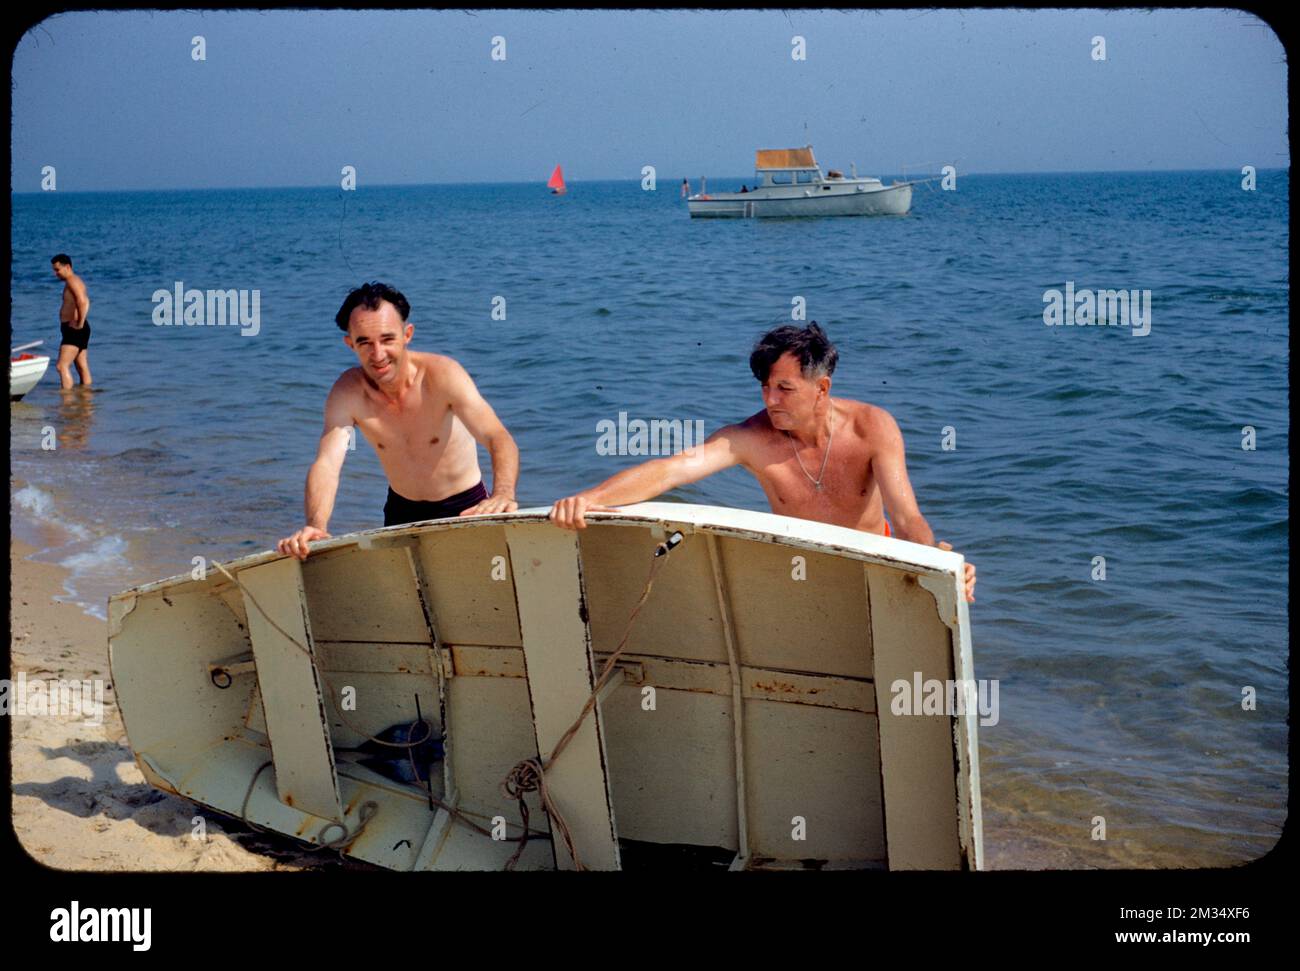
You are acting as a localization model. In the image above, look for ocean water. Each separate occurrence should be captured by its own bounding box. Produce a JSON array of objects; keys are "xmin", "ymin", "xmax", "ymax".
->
[{"xmin": 9, "ymin": 172, "xmax": 1289, "ymax": 868}]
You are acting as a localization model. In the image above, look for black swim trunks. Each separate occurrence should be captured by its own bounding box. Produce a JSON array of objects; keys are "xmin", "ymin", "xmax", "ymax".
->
[
  {"xmin": 59, "ymin": 320, "xmax": 91, "ymax": 351},
  {"xmin": 383, "ymin": 481, "xmax": 489, "ymax": 527}
]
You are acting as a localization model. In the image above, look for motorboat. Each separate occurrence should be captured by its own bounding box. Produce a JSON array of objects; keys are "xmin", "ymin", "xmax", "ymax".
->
[{"xmin": 688, "ymin": 145, "xmax": 913, "ymax": 218}]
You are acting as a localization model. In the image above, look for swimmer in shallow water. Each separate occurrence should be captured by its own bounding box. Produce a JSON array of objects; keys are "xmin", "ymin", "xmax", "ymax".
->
[{"xmin": 52, "ymin": 254, "xmax": 92, "ymax": 389}]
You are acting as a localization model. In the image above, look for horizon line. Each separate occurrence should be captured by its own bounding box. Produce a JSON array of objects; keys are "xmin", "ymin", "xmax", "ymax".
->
[{"xmin": 10, "ymin": 165, "xmax": 1289, "ymax": 196}]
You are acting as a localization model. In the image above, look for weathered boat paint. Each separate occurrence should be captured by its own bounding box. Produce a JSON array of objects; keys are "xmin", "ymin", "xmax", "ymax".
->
[{"xmin": 107, "ymin": 503, "xmax": 983, "ymax": 870}]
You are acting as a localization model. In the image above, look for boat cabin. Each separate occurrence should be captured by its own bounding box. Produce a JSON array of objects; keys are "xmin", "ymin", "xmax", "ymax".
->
[{"xmin": 754, "ymin": 146, "xmax": 825, "ymax": 188}]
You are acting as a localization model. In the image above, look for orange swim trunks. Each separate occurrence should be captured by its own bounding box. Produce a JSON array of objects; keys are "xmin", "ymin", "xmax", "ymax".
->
[{"xmin": 883, "ymin": 520, "xmax": 892, "ymax": 538}]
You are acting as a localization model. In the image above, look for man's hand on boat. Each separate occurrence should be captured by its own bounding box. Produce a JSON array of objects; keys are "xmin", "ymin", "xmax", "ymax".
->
[
  {"xmin": 458, "ymin": 491, "xmax": 519, "ymax": 516},
  {"xmin": 549, "ymin": 493, "xmax": 616, "ymax": 530},
  {"xmin": 937, "ymin": 541, "xmax": 977, "ymax": 603},
  {"xmin": 277, "ymin": 525, "xmax": 332, "ymax": 561}
]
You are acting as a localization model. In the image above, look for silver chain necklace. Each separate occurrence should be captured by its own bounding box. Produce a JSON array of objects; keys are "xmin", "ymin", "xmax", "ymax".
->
[{"xmin": 786, "ymin": 409, "xmax": 834, "ymax": 491}]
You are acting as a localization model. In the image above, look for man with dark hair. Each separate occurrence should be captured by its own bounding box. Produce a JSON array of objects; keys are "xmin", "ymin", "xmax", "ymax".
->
[
  {"xmin": 51, "ymin": 254, "xmax": 92, "ymax": 388},
  {"xmin": 277, "ymin": 282, "xmax": 520, "ymax": 560},
  {"xmin": 550, "ymin": 321, "xmax": 976, "ymax": 602}
]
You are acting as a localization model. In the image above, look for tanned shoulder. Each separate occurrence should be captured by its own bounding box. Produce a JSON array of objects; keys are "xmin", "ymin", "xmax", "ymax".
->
[
  {"xmin": 829, "ymin": 399, "xmax": 887, "ymax": 452},
  {"xmin": 416, "ymin": 352, "xmax": 468, "ymax": 392},
  {"xmin": 723, "ymin": 410, "xmax": 775, "ymax": 464},
  {"xmin": 737, "ymin": 408, "xmax": 774, "ymax": 433},
  {"xmin": 857, "ymin": 401, "xmax": 903, "ymax": 452},
  {"xmin": 330, "ymin": 367, "xmax": 366, "ymax": 402},
  {"xmin": 417, "ymin": 351, "xmax": 458, "ymax": 370},
  {"xmin": 843, "ymin": 397, "xmax": 880, "ymax": 426}
]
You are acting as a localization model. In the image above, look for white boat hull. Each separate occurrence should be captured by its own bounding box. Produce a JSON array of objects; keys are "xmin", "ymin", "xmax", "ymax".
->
[
  {"xmin": 10, "ymin": 355, "xmax": 50, "ymax": 400},
  {"xmin": 689, "ymin": 182, "xmax": 913, "ymax": 218},
  {"xmin": 108, "ymin": 504, "xmax": 982, "ymax": 871}
]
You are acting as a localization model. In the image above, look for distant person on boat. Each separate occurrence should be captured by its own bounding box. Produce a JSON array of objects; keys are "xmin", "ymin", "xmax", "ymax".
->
[
  {"xmin": 681, "ymin": 179, "xmax": 690, "ymax": 197},
  {"xmin": 276, "ymin": 282, "xmax": 520, "ymax": 560},
  {"xmin": 549, "ymin": 322, "xmax": 976, "ymax": 602},
  {"xmin": 740, "ymin": 185, "xmax": 749, "ymax": 193},
  {"xmin": 51, "ymin": 254, "xmax": 92, "ymax": 389}
]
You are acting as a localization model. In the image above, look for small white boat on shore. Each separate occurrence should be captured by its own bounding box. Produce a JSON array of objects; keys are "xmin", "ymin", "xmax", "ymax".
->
[
  {"xmin": 11, "ymin": 341, "xmax": 50, "ymax": 400},
  {"xmin": 108, "ymin": 503, "xmax": 982, "ymax": 871},
  {"xmin": 688, "ymin": 145, "xmax": 914, "ymax": 218}
]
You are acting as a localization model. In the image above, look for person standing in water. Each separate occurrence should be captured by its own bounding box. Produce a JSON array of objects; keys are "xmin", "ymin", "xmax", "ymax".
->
[
  {"xmin": 277, "ymin": 282, "xmax": 520, "ymax": 560},
  {"xmin": 52, "ymin": 254, "xmax": 92, "ymax": 389},
  {"xmin": 549, "ymin": 322, "xmax": 976, "ymax": 602}
]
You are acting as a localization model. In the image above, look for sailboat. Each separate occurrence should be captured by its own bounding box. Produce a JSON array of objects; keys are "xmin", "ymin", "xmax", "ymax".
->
[{"xmin": 548, "ymin": 165, "xmax": 566, "ymax": 195}]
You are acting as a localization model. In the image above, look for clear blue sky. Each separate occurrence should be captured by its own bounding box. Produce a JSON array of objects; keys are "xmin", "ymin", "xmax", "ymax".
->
[{"xmin": 11, "ymin": 8, "xmax": 1288, "ymax": 191}]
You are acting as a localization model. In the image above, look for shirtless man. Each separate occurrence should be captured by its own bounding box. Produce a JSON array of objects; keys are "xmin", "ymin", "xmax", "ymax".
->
[
  {"xmin": 52, "ymin": 254, "xmax": 92, "ymax": 388},
  {"xmin": 550, "ymin": 322, "xmax": 976, "ymax": 602},
  {"xmin": 277, "ymin": 282, "xmax": 519, "ymax": 560}
]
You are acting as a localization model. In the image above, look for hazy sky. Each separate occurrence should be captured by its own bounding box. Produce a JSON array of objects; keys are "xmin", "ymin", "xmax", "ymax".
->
[{"xmin": 11, "ymin": 8, "xmax": 1288, "ymax": 191}]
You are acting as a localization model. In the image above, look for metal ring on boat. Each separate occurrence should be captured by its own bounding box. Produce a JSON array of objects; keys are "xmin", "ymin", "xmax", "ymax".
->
[{"xmin": 211, "ymin": 668, "xmax": 233, "ymax": 689}]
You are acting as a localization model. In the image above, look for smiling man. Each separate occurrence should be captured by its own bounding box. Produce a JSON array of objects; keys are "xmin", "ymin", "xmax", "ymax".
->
[
  {"xmin": 277, "ymin": 282, "xmax": 519, "ymax": 560},
  {"xmin": 549, "ymin": 322, "xmax": 976, "ymax": 602}
]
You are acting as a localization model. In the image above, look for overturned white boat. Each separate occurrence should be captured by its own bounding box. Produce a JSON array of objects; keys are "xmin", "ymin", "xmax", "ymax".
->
[
  {"xmin": 688, "ymin": 146, "xmax": 914, "ymax": 218},
  {"xmin": 107, "ymin": 504, "xmax": 982, "ymax": 871}
]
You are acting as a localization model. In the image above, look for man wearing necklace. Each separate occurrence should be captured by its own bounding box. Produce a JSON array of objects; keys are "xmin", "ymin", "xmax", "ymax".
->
[{"xmin": 548, "ymin": 322, "xmax": 976, "ymax": 602}]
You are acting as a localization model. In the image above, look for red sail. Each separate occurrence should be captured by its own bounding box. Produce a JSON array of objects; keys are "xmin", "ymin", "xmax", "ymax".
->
[{"xmin": 547, "ymin": 165, "xmax": 566, "ymax": 193}]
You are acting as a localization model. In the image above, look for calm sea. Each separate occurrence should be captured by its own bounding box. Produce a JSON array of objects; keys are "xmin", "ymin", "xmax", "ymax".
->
[{"xmin": 9, "ymin": 172, "xmax": 1289, "ymax": 868}]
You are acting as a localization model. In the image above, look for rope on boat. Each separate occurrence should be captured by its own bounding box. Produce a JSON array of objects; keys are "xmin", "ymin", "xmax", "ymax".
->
[
  {"xmin": 213, "ymin": 558, "xmax": 549, "ymax": 851},
  {"xmin": 502, "ymin": 537, "xmax": 675, "ymax": 871},
  {"xmin": 236, "ymin": 758, "xmax": 390, "ymax": 859},
  {"xmin": 309, "ymin": 801, "xmax": 380, "ymax": 853},
  {"xmin": 239, "ymin": 760, "xmax": 276, "ymax": 837},
  {"xmin": 210, "ymin": 559, "xmax": 433, "ymax": 748},
  {"xmin": 214, "ymin": 532, "xmax": 678, "ymax": 869}
]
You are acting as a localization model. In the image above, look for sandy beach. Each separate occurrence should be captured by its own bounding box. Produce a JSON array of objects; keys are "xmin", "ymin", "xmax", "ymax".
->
[{"xmin": 9, "ymin": 537, "xmax": 366, "ymax": 871}]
